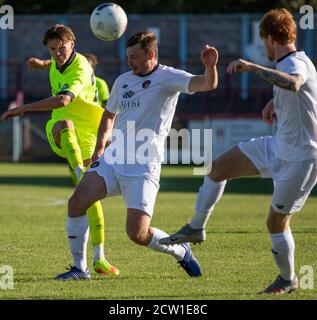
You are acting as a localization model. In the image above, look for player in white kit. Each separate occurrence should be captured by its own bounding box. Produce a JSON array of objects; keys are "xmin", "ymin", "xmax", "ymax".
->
[
  {"xmin": 54, "ymin": 31, "xmax": 219, "ymax": 280},
  {"xmin": 160, "ymin": 9, "xmax": 317, "ymax": 294}
]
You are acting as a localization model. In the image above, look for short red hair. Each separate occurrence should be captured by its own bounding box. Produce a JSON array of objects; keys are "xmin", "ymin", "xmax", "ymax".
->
[{"xmin": 259, "ymin": 8, "xmax": 296, "ymax": 45}]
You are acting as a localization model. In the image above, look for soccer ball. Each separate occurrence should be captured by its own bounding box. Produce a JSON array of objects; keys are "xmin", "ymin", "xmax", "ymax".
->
[{"xmin": 90, "ymin": 3, "xmax": 128, "ymax": 41}]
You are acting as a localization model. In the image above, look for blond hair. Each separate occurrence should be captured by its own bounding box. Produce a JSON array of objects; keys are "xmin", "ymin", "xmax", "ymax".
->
[{"xmin": 43, "ymin": 24, "xmax": 75, "ymax": 45}]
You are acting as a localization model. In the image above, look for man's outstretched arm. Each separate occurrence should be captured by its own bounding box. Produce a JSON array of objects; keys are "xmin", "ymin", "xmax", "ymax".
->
[
  {"xmin": 227, "ymin": 58, "xmax": 304, "ymax": 92},
  {"xmin": 1, "ymin": 94, "xmax": 71, "ymax": 121},
  {"xmin": 27, "ymin": 57, "xmax": 52, "ymax": 71}
]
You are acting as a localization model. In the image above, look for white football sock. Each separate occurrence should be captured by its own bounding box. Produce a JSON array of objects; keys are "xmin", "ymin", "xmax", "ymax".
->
[
  {"xmin": 66, "ymin": 215, "xmax": 89, "ymax": 271},
  {"xmin": 270, "ymin": 229, "xmax": 296, "ymax": 281},
  {"xmin": 94, "ymin": 244, "xmax": 105, "ymax": 262},
  {"xmin": 148, "ymin": 227, "xmax": 186, "ymax": 261},
  {"xmin": 190, "ymin": 176, "xmax": 226, "ymax": 229}
]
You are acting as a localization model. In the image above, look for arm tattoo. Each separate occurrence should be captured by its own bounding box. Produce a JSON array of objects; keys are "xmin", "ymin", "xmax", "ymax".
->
[{"xmin": 251, "ymin": 65, "xmax": 304, "ymax": 91}]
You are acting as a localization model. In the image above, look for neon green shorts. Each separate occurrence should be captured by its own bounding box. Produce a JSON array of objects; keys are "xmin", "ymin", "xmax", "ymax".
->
[{"xmin": 45, "ymin": 118, "xmax": 97, "ymax": 161}]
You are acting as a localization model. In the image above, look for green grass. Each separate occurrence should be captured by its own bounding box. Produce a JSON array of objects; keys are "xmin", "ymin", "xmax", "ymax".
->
[{"xmin": 0, "ymin": 163, "xmax": 316, "ymax": 300}]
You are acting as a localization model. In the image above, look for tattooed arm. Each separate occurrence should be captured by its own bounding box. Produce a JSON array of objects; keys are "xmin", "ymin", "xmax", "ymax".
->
[
  {"xmin": 227, "ymin": 58, "xmax": 304, "ymax": 92},
  {"xmin": 251, "ymin": 64, "xmax": 304, "ymax": 92}
]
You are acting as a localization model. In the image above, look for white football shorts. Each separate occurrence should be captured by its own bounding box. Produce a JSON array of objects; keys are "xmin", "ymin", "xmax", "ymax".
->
[
  {"xmin": 239, "ymin": 136, "xmax": 317, "ymax": 214},
  {"xmin": 87, "ymin": 158, "xmax": 160, "ymax": 217}
]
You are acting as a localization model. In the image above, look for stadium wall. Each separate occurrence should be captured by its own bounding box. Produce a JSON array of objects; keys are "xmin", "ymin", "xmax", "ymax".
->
[{"xmin": 0, "ymin": 14, "xmax": 316, "ymax": 161}]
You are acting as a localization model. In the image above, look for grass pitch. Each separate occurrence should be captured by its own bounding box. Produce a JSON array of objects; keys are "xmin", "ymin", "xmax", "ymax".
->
[{"xmin": 0, "ymin": 163, "xmax": 316, "ymax": 300}]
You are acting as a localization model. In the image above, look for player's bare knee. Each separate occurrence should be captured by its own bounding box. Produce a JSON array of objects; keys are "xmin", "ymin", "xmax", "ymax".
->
[
  {"xmin": 53, "ymin": 120, "xmax": 74, "ymax": 136},
  {"xmin": 266, "ymin": 212, "xmax": 280, "ymax": 232},
  {"xmin": 266, "ymin": 212, "xmax": 290, "ymax": 233},
  {"xmin": 52, "ymin": 120, "xmax": 75, "ymax": 146},
  {"xmin": 266, "ymin": 220, "xmax": 285, "ymax": 233},
  {"xmin": 68, "ymin": 195, "xmax": 78, "ymax": 217},
  {"xmin": 266, "ymin": 216, "xmax": 274, "ymax": 232},
  {"xmin": 68, "ymin": 192, "xmax": 84, "ymax": 217}
]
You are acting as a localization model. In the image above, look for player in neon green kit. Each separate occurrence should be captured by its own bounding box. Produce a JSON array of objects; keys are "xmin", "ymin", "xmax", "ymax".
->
[
  {"xmin": 29, "ymin": 53, "xmax": 110, "ymax": 109},
  {"xmin": 28, "ymin": 53, "xmax": 110, "ymax": 185},
  {"xmin": 2, "ymin": 24, "xmax": 118, "ymax": 279}
]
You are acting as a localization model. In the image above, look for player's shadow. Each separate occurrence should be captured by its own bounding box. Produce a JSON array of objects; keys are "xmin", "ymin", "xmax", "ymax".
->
[
  {"xmin": 160, "ymin": 177, "xmax": 317, "ymax": 196},
  {"xmin": 0, "ymin": 176, "xmax": 316, "ymax": 196},
  {"xmin": 0, "ymin": 176, "xmax": 73, "ymax": 188}
]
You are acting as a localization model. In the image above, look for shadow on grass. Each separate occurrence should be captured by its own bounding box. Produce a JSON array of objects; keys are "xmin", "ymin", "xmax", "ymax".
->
[
  {"xmin": 160, "ymin": 177, "xmax": 277, "ymax": 194},
  {"xmin": 1, "ymin": 175, "xmax": 317, "ymax": 196},
  {"xmin": 0, "ymin": 176, "xmax": 73, "ymax": 188}
]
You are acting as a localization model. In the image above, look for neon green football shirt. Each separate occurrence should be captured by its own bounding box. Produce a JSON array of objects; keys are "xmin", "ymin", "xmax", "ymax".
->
[
  {"xmin": 49, "ymin": 50, "xmax": 104, "ymax": 133},
  {"xmin": 95, "ymin": 76, "xmax": 109, "ymax": 108}
]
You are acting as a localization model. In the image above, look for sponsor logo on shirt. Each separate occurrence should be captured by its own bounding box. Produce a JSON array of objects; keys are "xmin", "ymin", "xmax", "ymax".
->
[
  {"xmin": 121, "ymin": 84, "xmax": 128, "ymax": 89},
  {"xmin": 122, "ymin": 90, "xmax": 135, "ymax": 99},
  {"xmin": 120, "ymin": 99, "xmax": 141, "ymax": 110}
]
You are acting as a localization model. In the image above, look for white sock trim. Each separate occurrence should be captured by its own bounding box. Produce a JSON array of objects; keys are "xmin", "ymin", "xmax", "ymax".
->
[
  {"xmin": 94, "ymin": 244, "xmax": 105, "ymax": 262},
  {"xmin": 204, "ymin": 175, "xmax": 227, "ymax": 187},
  {"xmin": 190, "ymin": 176, "xmax": 226, "ymax": 229},
  {"xmin": 66, "ymin": 215, "xmax": 89, "ymax": 271},
  {"xmin": 270, "ymin": 228, "xmax": 295, "ymax": 281}
]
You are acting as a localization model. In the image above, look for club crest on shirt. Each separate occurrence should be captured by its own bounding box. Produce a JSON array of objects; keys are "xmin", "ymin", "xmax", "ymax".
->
[{"xmin": 142, "ymin": 80, "xmax": 151, "ymax": 89}]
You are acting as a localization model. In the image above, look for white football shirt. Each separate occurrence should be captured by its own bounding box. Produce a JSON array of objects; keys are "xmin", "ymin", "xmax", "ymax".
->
[
  {"xmin": 103, "ymin": 64, "xmax": 193, "ymax": 174},
  {"xmin": 273, "ymin": 51, "xmax": 317, "ymax": 161}
]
